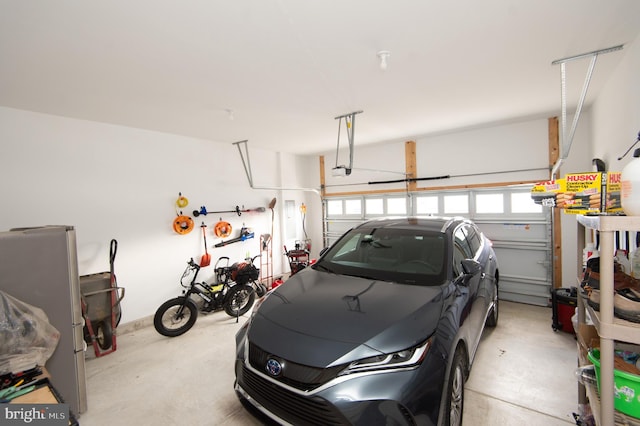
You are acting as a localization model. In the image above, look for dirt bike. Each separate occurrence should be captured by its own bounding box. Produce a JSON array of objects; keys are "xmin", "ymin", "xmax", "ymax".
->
[{"xmin": 154, "ymin": 256, "xmax": 266, "ymax": 337}]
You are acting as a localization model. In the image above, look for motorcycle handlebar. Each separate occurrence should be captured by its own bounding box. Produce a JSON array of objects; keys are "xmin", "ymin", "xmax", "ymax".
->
[{"xmin": 187, "ymin": 258, "xmax": 200, "ymax": 269}]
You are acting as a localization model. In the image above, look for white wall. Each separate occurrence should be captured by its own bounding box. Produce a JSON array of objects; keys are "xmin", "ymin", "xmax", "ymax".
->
[
  {"xmin": 591, "ymin": 34, "xmax": 640, "ymax": 173},
  {"xmin": 0, "ymin": 107, "xmax": 291, "ymax": 324},
  {"xmin": 268, "ymin": 151, "xmax": 320, "ymax": 269}
]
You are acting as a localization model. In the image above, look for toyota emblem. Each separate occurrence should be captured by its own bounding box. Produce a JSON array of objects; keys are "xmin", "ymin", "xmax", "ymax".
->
[{"xmin": 265, "ymin": 358, "xmax": 282, "ymax": 377}]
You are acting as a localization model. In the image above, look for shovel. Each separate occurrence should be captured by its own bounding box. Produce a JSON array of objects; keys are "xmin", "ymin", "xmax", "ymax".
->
[{"xmin": 200, "ymin": 223, "xmax": 211, "ymax": 267}]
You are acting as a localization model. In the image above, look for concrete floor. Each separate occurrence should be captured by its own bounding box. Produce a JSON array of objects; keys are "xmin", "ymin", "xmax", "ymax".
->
[{"xmin": 77, "ymin": 301, "xmax": 578, "ymax": 425}]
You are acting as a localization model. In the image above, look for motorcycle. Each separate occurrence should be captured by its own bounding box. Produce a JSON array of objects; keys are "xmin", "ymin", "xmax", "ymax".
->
[{"xmin": 154, "ymin": 256, "xmax": 266, "ymax": 337}]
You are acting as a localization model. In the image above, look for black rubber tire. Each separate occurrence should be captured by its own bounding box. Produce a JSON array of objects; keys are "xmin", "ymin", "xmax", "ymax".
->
[
  {"xmin": 115, "ymin": 307, "xmax": 122, "ymax": 327},
  {"xmin": 95, "ymin": 320, "xmax": 113, "ymax": 350},
  {"xmin": 486, "ymin": 282, "xmax": 499, "ymax": 328},
  {"xmin": 224, "ymin": 285, "xmax": 256, "ymax": 317},
  {"xmin": 83, "ymin": 325, "xmax": 91, "ymax": 345},
  {"xmin": 444, "ymin": 348, "xmax": 466, "ymax": 426},
  {"xmin": 154, "ymin": 297, "xmax": 198, "ymax": 337}
]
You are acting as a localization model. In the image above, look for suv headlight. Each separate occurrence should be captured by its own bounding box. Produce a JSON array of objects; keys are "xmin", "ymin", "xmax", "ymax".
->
[{"xmin": 339, "ymin": 338, "xmax": 432, "ymax": 375}]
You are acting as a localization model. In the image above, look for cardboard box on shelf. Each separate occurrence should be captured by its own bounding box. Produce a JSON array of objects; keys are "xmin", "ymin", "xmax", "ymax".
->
[
  {"xmin": 577, "ymin": 323, "xmax": 600, "ymax": 365},
  {"xmin": 531, "ymin": 172, "xmax": 622, "ymax": 215}
]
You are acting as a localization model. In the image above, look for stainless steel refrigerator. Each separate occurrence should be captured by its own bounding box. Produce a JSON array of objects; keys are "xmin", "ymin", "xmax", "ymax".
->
[{"xmin": 0, "ymin": 226, "xmax": 87, "ymax": 414}]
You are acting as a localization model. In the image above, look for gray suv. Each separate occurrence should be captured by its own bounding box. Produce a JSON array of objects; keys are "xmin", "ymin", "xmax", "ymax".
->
[{"xmin": 234, "ymin": 216, "xmax": 499, "ymax": 426}]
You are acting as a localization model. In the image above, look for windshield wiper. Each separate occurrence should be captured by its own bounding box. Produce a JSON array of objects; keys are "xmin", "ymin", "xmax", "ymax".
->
[
  {"xmin": 344, "ymin": 272, "xmax": 392, "ymax": 282},
  {"xmin": 361, "ymin": 237, "xmax": 391, "ymax": 248}
]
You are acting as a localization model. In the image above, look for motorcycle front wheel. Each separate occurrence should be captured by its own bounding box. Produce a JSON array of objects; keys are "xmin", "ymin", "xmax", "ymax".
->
[
  {"xmin": 224, "ymin": 285, "xmax": 256, "ymax": 317},
  {"xmin": 154, "ymin": 297, "xmax": 198, "ymax": 337}
]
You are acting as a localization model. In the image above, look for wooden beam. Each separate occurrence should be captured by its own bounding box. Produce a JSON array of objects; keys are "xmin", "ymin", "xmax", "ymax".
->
[
  {"xmin": 405, "ymin": 141, "xmax": 417, "ymax": 192},
  {"xmin": 548, "ymin": 117, "xmax": 563, "ymax": 289},
  {"xmin": 323, "ymin": 179, "xmax": 544, "ymax": 198}
]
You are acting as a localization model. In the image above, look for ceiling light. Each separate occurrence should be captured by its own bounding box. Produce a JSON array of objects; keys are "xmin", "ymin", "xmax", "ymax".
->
[{"xmin": 377, "ymin": 51, "xmax": 391, "ymax": 71}]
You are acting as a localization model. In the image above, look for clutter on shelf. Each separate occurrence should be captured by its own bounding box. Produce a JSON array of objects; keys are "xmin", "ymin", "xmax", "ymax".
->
[{"xmin": 581, "ymin": 255, "xmax": 640, "ymax": 323}]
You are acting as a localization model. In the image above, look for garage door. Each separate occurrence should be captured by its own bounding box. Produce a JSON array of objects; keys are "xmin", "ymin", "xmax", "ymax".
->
[{"xmin": 323, "ymin": 186, "xmax": 552, "ymax": 306}]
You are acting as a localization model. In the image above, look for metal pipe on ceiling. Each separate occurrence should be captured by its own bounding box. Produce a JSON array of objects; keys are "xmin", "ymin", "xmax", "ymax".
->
[
  {"xmin": 233, "ymin": 140, "xmax": 321, "ymax": 195},
  {"xmin": 550, "ymin": 44, "xmax": 624, "ymax": 178}
]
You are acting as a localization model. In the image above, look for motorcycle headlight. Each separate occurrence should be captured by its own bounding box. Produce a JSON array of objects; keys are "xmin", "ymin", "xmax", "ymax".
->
[{"xmin": 340, "ymin": 338, "xmax": 432, "ymax": 375}]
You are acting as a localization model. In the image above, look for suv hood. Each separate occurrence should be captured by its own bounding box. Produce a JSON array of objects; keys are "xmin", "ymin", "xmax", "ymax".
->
[{"xmin": 247, "ymin": 268, "xmax": 444, "ymax": 368}]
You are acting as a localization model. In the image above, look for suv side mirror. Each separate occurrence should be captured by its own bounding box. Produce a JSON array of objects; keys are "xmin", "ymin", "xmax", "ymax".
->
[
  {"xmin": 456, "ymin": 259, "xmax": 482, "ymax": 286},
  {"xmin": 461, "ymin": 259, "xmax": 482, "ymax": 276}
]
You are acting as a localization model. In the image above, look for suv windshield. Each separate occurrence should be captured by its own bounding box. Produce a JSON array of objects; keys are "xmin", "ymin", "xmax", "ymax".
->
[{"xmin": 315, "ymin": 227, "xmax": 448, "ymax": 286}]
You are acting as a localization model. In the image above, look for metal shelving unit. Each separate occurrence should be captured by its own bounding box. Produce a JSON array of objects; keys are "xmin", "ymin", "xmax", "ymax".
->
[{"xmin": 576, "ymin": 215, "xmax": 640, "ymax": 425}]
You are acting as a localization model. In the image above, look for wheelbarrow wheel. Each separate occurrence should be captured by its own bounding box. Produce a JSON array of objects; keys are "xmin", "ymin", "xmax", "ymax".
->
[{"xmin": 96, "ymin": 320, "xmax": 113, "ymax": 350}]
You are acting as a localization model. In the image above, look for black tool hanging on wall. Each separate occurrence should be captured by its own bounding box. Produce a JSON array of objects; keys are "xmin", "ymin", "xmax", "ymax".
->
[
  {"xmin": 193, "ymin": 205, "xmax": 266, "ymax": 217},
  {"xmin": 214, "ymin": 227, "xmax": 255, "ymax": 248}
]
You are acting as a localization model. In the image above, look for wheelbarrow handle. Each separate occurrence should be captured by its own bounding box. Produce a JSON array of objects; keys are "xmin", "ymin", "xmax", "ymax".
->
[
  {"xmin": 82, "ymin": 288, "xmax": 116, "ymax": 297},
  {"xmin": 110, "ymin": 239, "xmax": 118, "ymax": 265},
  {"xmin": 113, "ymin": 287, "xmax": 125, "ymax": 306},
  {"xmin": 81, "ymin": 287, "xmax": 125, "ymax": 304}
]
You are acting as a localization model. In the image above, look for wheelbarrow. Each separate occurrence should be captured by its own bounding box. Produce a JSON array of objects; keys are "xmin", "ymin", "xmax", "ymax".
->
[{"xmin": 80, "ymin": 239, "xmax": 125, "ymax": 357}]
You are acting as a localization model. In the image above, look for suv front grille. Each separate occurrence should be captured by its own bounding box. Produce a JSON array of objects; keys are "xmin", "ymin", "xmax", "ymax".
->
[
  {"xmin": 240, "ymin": 365, "xmax": 349, "ymax": 426},
  {"xmin": 248, "ymin": 342, "xmax": 345, "ymax": 391}
]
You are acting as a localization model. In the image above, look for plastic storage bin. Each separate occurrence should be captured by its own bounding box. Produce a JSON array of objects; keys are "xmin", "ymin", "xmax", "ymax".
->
[{"xmin": 589, "ymin": 349, "xmax": 640, "ymax": 419}]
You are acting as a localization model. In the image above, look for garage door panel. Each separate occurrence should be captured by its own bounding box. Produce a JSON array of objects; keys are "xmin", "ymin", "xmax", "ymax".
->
[
  {"xmin": 473, "ymin": 191, "xmax": 552, "ymax": 306},
  {"xmin": 500, "ymin": 284, "xmax": 551, "ymax": 306},
  {"xmin": 478, "ymin": 221, "xmax": 549, "ymax": 242},
  {"xmin": 492, "ymin": 246, "xmax": 550, "ymax": 281},
  {"xmin": 325, "ymin": 220, "xmax": 360, "ymax": 247}
]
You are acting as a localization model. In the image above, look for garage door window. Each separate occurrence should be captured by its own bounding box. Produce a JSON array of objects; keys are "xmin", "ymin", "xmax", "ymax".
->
[
  {"xmin": 476, "ymin": 193, "xmax": 504, "ymax": 214},
  {"xmin": 366, "ymin": 198, "xmax": 384, "ymax": 215},
  {"xmin": 416, "ymin": 195, "xmax": 438, "ymax": 214},
  {"xmin": 345, "ymin": 199, "xmax": 362, "ymax": 215},
  {"xmin": 444, "ymin": 194, "xmax": 469, "ymax": 214},
  {"xmin": 387, "ymin": 198, "xmax": 407, "ymax": 215},
  {"xmin": 511, "ymin": 192, "xmax": 543, "ymax": 213},
  {"xmin": 327, "ymin": 199, "xmax": 343, "ymax": 216}
]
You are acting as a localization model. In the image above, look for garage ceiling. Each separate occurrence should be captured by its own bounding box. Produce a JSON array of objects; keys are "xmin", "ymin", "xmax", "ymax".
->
[{"xmin": 1, "ymin": 1, "xmax": 639, "ymax": 155}]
